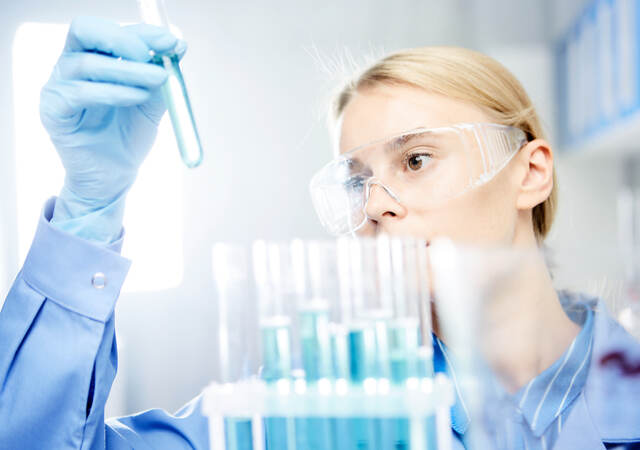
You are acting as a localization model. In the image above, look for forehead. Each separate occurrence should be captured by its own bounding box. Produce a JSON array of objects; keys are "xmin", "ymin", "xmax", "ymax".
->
[{"xmin": 338, "ymin": 84, "xmax": 491, "ymax": 154}]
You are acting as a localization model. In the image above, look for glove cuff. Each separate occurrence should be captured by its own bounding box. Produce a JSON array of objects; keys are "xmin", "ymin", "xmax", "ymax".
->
[{"xmin": 51, "ymin": 186, "xmax": 128, "ymax": 245}]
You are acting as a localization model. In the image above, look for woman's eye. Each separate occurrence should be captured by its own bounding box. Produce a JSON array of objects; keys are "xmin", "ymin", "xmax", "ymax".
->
[
  {"xmin": 346, "ymin": 177, "xmax": 365, "ymax": 191},
  {"xmin": 406, "ymin": 154, "xmax": 431, "ymax": 171}
]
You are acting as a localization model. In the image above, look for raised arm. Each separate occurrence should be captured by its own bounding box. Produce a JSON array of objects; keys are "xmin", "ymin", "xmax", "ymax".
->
[{"xmin": 0, "ymin": 17, "xmax": 208, "ymax": 449}]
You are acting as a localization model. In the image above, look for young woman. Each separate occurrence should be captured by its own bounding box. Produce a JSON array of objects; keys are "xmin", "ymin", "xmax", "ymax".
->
[
  {"xmin": 310, "ymin": 47, "xmax": 640, "ymax": 449},
  {"xmin": 1, "ymin": 16, "xmax": 638, "ymax": 450}
]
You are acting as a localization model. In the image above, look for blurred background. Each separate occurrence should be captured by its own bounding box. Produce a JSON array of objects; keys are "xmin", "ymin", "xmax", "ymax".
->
[{"xmin": 0, "ymin": 0, "xmax": 637, "ymax": 417}]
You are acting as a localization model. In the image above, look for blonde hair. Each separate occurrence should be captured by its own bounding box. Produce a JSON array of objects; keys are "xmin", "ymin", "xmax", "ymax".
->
[{"xmin": 332, "ymin": 46, "xmax": 557, "ymax": 241}]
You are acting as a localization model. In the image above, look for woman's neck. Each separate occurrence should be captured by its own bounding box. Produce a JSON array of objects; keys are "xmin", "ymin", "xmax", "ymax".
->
[
  {"xmin": 431, "ymin": 245, "xmax": 582, "ymax": 394},
  {"xmin": 479, "ymin": 261, "xmax": 581, "ymax": 393}
]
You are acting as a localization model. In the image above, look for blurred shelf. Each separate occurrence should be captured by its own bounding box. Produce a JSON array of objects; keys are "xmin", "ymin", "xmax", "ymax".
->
[{"xmin": 560, "ymin": 109, "xmax": 640, "ymax": 160}]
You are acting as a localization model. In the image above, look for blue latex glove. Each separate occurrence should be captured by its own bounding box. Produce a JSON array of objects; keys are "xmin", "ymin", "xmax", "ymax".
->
[{"xmin": 40, "ymin": 16, "xmax": 185, "ymax": 244}]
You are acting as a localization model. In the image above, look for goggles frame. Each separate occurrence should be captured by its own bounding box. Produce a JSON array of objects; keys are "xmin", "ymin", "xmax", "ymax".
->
[{"xmin": 310, "ymin": 123, "xmax": 529, "ymax": 236}]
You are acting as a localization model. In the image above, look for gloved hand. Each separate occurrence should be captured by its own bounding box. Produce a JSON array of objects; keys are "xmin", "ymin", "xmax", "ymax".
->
[{"xmin": 40, "ymin": 16, "xmax": 185, "ymax": 244}]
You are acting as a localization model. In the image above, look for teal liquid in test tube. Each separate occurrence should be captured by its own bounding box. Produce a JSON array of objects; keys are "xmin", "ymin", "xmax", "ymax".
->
[
  {"xmin": 211, "ymin": 244, "xmax": 254, "ymax": 450},
  {"xmin": 261, "ymin": 317, "xmax": 295, "ymax": 449},
  {"xmin": 137, "ymin": 0, "xmax": 203, "ymax": 168},
  {"xmin": 299, "ymin": 302, "xmax": 332, "ymax": 381},
  {"xmin": 261, "ymin": 316, "xmax": 292, "ymax": 381},
  {"xmin": 388, "ymin": 318, "xmax": 422, "ymax": 450},
  {"xmin": 297, "ymin": 301, "xmax": 333, "ymax": 450},
  {"xmin": 254, "ymin": 241, "xmax": 297, "ymax": 450},
  {"xmin": 388, "ymin": 318, "xmax": 420, "ymax": 384},
  {"xmin": 295, "ymin": 240, "xmax": 336, "ymax": 450},
  {"xmin": 328, "ymin": 324, "xmax": 350, "ymax": 450},
  {"xmin": 224, "ymin": 419, "xmax": 253, "ymax": 450},
  {"xmin": 347, "ymin": 322, "xmax": 378, "ymax": 450}
]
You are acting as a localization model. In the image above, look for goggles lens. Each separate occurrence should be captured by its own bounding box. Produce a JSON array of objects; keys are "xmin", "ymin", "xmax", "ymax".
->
[{"xmin": 310, "ymin": 123, "xmax": 527, "ymax": 235}]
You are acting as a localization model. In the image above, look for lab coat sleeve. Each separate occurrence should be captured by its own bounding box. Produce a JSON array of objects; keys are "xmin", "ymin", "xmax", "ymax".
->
[{"xmin": 0, "ymin": 198, "xmax": 209, "ymax": 450}]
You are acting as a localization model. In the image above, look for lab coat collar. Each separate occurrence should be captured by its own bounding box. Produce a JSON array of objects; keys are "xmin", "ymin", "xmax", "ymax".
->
[
  {"xmin": 515, "ymin": 304, "xmax": 594, "ymax": 437},
  {"xmin": 552, "ymin": 393, "xmax": 607, "ymax": 449},
  {"xmin": 432, "ymin": 294, "xmax": 595, "ymax": 439},
  {"xmin": 434, "ymin": 293, "xmax": 640, "ymax": 444}
]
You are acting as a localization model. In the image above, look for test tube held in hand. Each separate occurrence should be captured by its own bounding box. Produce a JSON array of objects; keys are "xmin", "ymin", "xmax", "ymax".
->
[{"xmin": 137, "ymin": 0, "xmax": 204, "ymax": 168}]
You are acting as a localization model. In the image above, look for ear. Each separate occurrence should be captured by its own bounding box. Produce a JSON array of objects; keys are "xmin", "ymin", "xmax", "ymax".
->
[{"xmin": 515, "ymin": 139, "xmax": 554, "ymax": 210}]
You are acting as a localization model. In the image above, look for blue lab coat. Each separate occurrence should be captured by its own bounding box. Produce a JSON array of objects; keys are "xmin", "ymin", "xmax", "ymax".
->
[{"xmin": 1, "ymin": 198, "xmax": 639, "ymax": 449}]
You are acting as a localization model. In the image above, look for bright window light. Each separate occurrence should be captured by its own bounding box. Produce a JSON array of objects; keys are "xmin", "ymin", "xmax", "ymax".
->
[{"xmin": 12, "ymin": 22, "xmax": 184, "ymax": 293}]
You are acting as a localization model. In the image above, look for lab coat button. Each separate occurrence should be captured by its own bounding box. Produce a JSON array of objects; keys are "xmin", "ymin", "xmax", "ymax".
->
[{"xmin": 92, "ymin": 272, "xmax": 106, "ymax": 289}]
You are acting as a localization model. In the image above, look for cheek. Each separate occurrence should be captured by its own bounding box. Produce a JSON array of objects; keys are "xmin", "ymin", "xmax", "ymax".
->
[{"xmin": 414, "ymin": 182, "xmax": 517, "ymax": 244}]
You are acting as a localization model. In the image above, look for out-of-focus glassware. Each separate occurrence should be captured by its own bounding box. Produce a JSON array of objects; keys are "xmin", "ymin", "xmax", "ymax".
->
[
  {"xmin": 617, "ymin": 157, "xmax": 640, "ymax": 340},
  {"xmin": 204, "ymin": 237, "xmax": 453, "ymax": 450}
]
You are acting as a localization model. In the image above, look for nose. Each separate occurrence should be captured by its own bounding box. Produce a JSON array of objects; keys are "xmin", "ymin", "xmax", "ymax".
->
[{"xmin": 363, "ymin": 180, "xmax": 407, "ymax": 228}]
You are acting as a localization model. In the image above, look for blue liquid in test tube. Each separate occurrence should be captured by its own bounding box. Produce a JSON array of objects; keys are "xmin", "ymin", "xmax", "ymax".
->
[
  {"xmin": 261, "ymin": 317, "xmax": 294, "ymax": 449},
  {"xmin": 347, "ymin": 323, "xmax": 378, "ymax": 450},
  {"xmin": 389, "ymin": 318, "xmax": 420, "ymax": 384},
  {"xmin": 330, "ymin": 324, "xmax": 350, "ymax": 380},
  {"xmin": 417, "ymin": 345, "xmax": 437, "ymax": 450},
  {"xmin": 224, "ymin": 417, "xmax": 253, "ymax": 450},
  {"xmin": 300, "ymin": 303, "xmax": 332, "ymax": 381},
  {"xmin": 261, "ymin": 317, "xmax": 292, "ymax": 381},
  {"xmin": 368, "ymin": 312, "xmax": 396, "ymax": 450},
  {"xmin": 151, "ymin": 52, "xmax": 204, "ymax": 168},
  {"xmin": 328, "ymin": 324, "xmax": 351, "ymax": 450},
  {"xmin": 388, "ymin": 318, "xmax": 422, "ymax": 450},
  {"xmin": 297, "ymin": 303, "xmax": 333, "ymax": 450},
  {"xmin": 348, "ymin": 323, "xmax": 376, "ymax": 383},
  {"xmin": 137, "ymin": 0, "xmax": 203, "ymax": 168}
]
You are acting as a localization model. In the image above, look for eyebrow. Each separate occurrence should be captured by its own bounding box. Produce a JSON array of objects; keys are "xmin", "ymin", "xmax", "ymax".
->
[{"xmin": 384, "ymin": 131, "xmax": 439, "ymax": 153}]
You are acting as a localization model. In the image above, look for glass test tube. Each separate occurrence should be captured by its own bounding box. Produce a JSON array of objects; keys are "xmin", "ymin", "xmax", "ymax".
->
[
  {"xmin": 333, "ymin": 238, "xmax": 353, "ymax": 381},
  {"xmin": 329, "ymin": 323, "xmax": 350, "ymax": 380},
  {"xmin": 355, "ymin": 236, "xmax": 405, "ymax": 450},
  {"xmin": 328, "ymin": 238, "xmax": 356, "ymax": 450},
  {"xmin": 253, "ymin": 241, "xmax": 292, "ymax": 382},
  {"xmin": 345, "ymin": 238, "xmax": 379, "ymax": 450},
  {"xmin": 390, "ymin": 238, "xmax": 431, "ymax": 382},
  {"xmin": 369, "ymin": 235, "xmax": 395, "ymax": 379},
  {"xmin": 617, "ymin": 159, "xmax": 640, "ymax": 339},
  {"xmin": 252, "ymin": 241, "xmax": 294, "ymax": 450},
  {"xmin": 292, "ymin": 240, "xmax": 333, "ymax": 450},
  {"xmin": 388, "ymin": 238, "xmax": 425, "ymax": 450},
  {"xmin": 416, "ymin": 239, "xmax": 438, "ymax": 450},
  {"xmin": 416, "ymin": 240, "xmax": 435, "ymax": 377},
  {"xmin": 429, "ymin": 241, "xmax": 532, "ymax": 450},
  {"xmin": 347, "ymin": 238, "xmax": 378, "ymax": 383},
  {"xmin": 299, "ymin": 241, "xmax": 333, "ymax": 382},
  {"xmin": 212, "ymin": 244, "xmax": 255, "ymax": 450},
  {"xmin": 137, "ymin": 0, "xmax": 204, "ymax": 168},
  {"xmin": 299, "ymin": 302, "xmax": 332, "ymax": 380}
]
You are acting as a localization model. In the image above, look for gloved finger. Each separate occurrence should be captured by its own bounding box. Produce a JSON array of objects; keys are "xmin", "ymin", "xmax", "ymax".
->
[
  {"xmin": 174, "ymin": 39, "xmax": 188, "ymax": 61},
  {"xmin": 41, "ymin": 80, "xmax": 151, "ymax": 118},
  {"xmin": 137, "ymin": 87, "xmax": 168, "ymax": 125},
  {"xmin": 58, "ymin": 51, "xmax": 167, "ymax": 89},
  {"xmin": 64, "ymin": 16, "xmax": 152, "ymax": 62},
  {"xmin": 123, "ymin": 23, "xmax": 178, "ymax": 54}
]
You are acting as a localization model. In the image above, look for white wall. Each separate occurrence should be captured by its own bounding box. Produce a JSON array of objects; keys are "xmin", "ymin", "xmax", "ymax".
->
[{"xmin": 1, "ymin": 0, "xmax": 630, "ymax": 417}]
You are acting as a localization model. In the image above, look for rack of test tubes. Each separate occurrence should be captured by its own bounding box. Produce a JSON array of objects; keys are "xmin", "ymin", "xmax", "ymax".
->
[{"xmin": 202, "ymin": 236, "xmax": 455, "ymax": 450}]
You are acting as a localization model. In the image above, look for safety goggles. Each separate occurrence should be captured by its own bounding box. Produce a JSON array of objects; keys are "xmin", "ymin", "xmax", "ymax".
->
[{"xmin": 309, "ymin": 123, "xmax": 528, "ymax": 236}]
